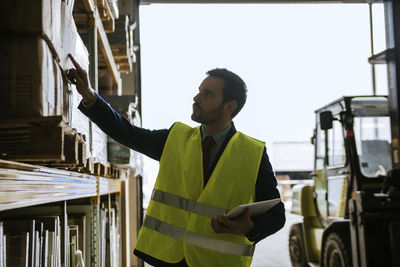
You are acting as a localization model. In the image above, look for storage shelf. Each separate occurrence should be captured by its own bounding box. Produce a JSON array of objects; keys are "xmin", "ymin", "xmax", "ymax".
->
[
  {"xmin": 99, "ymin": 177, "xmax": 122, "ymax": 195},
  {"xmin": 78, "ymin": 0, "xmax": 121, "ymax": 93},
  {"xmin": 96, "ymin": 9, "xmax": 122, "ymax": 94},
  {"xmin": 0, "ymin": 159, "xmax": 122, "ymax": 211}
]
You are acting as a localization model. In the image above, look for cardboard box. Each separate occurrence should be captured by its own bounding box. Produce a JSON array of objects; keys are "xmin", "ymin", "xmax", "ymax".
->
[
  {"xmin": 0, "ymin": 35, "xmax": 88, "ymax": 121},
  {"xmin": 0, "ymin": 0, "xmax": 86, "ymax": 73},
  {"xmin": 0, "ymin": 38, "xmax": 64, "ymax": 119},
  {"xmin": 92, "ymin": 124, "xmax": 108, "ymax": 165},
  {"xmin": 0, "ymin": 0, "xmax": 62, "ymax": 53},
  {"xmin": 70, "ymin": 87, "xmax": 90, "ymax": 160},
  {"xmin": 59, "ymin": 1, "xmax": 89, "ymax": 72}
]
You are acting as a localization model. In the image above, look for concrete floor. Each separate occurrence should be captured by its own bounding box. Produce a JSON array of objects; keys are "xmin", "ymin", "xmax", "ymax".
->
[{"xmin": 251, "ymin": 208, "xmax": 301, "ymax": 267}]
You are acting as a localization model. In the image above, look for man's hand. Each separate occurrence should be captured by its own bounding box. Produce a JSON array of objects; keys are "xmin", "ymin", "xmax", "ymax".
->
[
  {"xmin": 211, "ymin": 207, "xmax": 254, "ymax": 235},
  {"xmin": 67, "ymin": 54, "xmax": 96, "ymax": 105}
]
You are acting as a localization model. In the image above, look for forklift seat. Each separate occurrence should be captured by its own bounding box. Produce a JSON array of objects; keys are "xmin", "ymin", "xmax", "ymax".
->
[{"xmin": 359, "ymin": 140, "xmax": 391, "ymax": 177}]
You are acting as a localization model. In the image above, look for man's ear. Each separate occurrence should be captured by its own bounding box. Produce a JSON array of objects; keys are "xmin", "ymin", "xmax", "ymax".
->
[{"xmin": 224, "ymin": 100, "xmax": 237, "ymax": 116}]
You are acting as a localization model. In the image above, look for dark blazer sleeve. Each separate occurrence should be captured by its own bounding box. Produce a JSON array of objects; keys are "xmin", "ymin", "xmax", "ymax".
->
[
  {"xmin": 78, "ymin": 94, "xmax": 169, "ymax": 161},
  {"xmin": 246, "ymin": 147, "xmax": 286, "ymax": 243}
]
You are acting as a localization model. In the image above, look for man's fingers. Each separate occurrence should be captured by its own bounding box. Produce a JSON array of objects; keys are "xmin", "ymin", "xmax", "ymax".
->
[
  {"xmin": 240, "ymin": 207, "xmax": 251, "ymax": 219},
  {"xmin": 69, "ymin": 54, "xmax": 83, "ymax": 72},
  {"xmin": 219, "ymin": 215, "xmax": 235, "ymax": 228},
  {"xmin": 211, "ymin": 218, "xmax": 221, "ymax": 232},
  {"xmin": 211, "ymin": 218, "xmax": 228, "ymax": 233},
  {"xmin": 66, "ymin": 68, "xmax": 79, "ymax": 84}
]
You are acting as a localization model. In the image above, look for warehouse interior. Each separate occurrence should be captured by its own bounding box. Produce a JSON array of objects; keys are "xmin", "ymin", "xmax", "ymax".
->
[{"xmin": 0, "ymin": 0, "xmax": 399, "ymax": 267}]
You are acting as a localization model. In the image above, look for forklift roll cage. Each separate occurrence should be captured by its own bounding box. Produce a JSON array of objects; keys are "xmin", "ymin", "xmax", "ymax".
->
[
  {"xmin": 312, "ymin": 95, "xmax": 390, "ymax": 219},
  {"xmin": 315, "ymin": 95, "xmax": 391, "ymax": 192},
  {"xmin": 291, "ymin": 95, "xmax": 399, "ymax": 267}
]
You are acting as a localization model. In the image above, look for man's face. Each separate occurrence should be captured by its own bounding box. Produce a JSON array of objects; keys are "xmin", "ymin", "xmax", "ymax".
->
[{"xmin": 191, "ymin": 76, "xmax": 226, "ymax": 125}]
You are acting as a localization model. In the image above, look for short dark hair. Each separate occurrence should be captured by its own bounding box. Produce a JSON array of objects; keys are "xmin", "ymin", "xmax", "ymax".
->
[{"xmin": 206, "ymin": 68, "xmax": 247, "ymax": 118}]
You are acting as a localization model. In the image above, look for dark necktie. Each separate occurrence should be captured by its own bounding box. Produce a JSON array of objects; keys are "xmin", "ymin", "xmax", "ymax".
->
[{"xmin": 202, "ymin": 136, "xmax": 215, "ymax": 179}]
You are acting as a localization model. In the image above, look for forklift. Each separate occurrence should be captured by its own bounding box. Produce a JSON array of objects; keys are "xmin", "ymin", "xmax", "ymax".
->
[
  {"xmin": 289, "ymin": 95, "xmax": 400, "ymax": 267},
  {"xmin": 288, "ymin": 1, "xmax": 400, "ymax": 266}
]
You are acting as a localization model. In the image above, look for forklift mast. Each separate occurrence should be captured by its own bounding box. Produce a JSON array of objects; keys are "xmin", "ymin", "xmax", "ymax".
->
[{"xmin": 382, "ymin": 1, "xmax": 400, "ymax": 172}]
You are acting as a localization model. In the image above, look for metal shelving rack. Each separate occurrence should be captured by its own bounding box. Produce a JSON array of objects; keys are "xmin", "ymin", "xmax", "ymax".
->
[
  {"xmin": 0, "ymin": 0, "xmax": 137, "ymax": 265},
  {"xmin": 0, "ymin": 158, "xmax": 126, "ymax": 266}
]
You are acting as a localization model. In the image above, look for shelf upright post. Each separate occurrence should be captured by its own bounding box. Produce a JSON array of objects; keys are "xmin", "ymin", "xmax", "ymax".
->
[
  {"xmin": 107, "ymin": 193, "xmax": 112, "ymax": 266},
  {"xmin": 87, "ymin": 11, "xmax": 98, "ymax": 155},
  {"xmin": 120, "ymin": 179, "xmax": 130, "ymax": 267},
  {"xmin": 133, "ymin": 0, "xmax": 142, "ymax": 118},
  {"xmin": 88, "ymin": 11, "xmax": 100, "ymax": 264},
  {"xmin": 60, "ymin": 201, "xmax": 68, "ymax": 267},
  {"xmin": 91, "ymin": 176, "xmax": 101, "ymax": 267},
  {"xmin": 137, "ymin": 174, "xmax": 144, "ymax": 267},
  {"xmin": 115, "ymin": 192, "xmax": 123, "ymax": 266},
  {"xmin": 87, "ymin": 12, "xmax": 98, "ymax": 93}
]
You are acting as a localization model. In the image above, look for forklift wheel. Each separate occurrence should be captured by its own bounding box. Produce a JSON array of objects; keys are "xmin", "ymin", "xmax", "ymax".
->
[
  {"xmin": 323, "ymin": 233, "xmax": 351, "ymax": 267},
  {"xmin": 289, "ymin": 224, "xmax": 309, "ymax": 267}
]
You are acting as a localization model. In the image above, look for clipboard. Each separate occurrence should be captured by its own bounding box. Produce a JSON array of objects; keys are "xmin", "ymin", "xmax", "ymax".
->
[{"xmin": 226, "ymin": 198, "xmax": 281, "ymax": 219}]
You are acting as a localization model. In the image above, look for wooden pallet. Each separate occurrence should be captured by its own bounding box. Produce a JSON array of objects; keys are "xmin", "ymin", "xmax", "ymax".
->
[
  {"xmin": 73, "ymin": 12, "xmax": 114, "ymax": 34},
  {"xmin": 110, "ymin": 44, "xmax": 132, "ymax": 73},
  {"xmin": 0, "ymin": 116, "xmax": 122, "ymax": 179},
  {"xmin": 108, "ymin": 165, "xmax": 121, "ymax": 179},
  {"xmin": 73, "ymin": 0, "xmax": 115, "ymax": 34},
  {"xmin": 50, "ymin": 130, "xmax": 87, "ymax": 167},
  {"xmin": 0, "ymin": 116, "xmax": 86, "ymax": 166},
  {"xmin": 97, "ymin": 0, "xmax": 115, "ymax": 33},
  {"xmin": 97, "ymin": 49, "xmax": 132, "ymax": 74},
  {"xmin": 92, "ymin": 162, "xmax": 121, "ymax": 179},
  {"xmin": 111, "ymin": 44, "xmax": 129, "ymax": 58}
]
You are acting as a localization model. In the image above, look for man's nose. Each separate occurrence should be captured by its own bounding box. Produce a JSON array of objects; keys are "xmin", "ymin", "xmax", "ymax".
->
[{"xmin": 193, "ymin": 93, "xmax": 200, "ymax": 102}]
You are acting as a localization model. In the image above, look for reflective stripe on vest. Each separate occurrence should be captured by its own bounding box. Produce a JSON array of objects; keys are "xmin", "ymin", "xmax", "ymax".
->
[
  {"xmin": 151, "ymin": 189, "xmax": 228, "ymax": 218},
  {"xmin": 144, "ymin": 215, "xmax": 255, "ymax": 257}
]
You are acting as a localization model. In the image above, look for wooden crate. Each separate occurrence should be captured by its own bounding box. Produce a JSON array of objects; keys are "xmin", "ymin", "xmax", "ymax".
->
[{"xmin": 92, "ymin": 162, "xmax": 121, "ymax": 179}]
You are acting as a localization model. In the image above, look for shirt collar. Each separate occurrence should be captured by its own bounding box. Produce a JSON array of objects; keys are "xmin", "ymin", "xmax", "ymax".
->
[{"xmin": 201, "ymin": 123, "xmax": 233, "ymax": 147}]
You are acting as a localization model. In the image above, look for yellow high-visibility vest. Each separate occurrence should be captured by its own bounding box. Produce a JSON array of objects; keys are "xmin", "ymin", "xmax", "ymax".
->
[{"xmin": 135, "ymin": 122, "xmax": 265, "ymax": 267}]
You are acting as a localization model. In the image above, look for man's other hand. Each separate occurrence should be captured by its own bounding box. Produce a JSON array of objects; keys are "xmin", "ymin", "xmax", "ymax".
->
[
  {"xmin": 211, "ymin": 207, "xmax": 254, "ymax": 236},
  {"xmin": 67, "ymin": 54, "xmax": 96, "ymax": 105}
]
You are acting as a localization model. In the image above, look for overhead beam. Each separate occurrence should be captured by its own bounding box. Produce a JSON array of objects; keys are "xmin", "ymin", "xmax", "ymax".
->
[{"xmin": 140, "ymin": 0, "xmax": 382, "ymax": 4}]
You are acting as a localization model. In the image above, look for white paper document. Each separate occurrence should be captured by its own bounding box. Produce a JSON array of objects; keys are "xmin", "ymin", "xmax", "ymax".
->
[{"xmin": 226, "ymin": 198, "xmax": 281, "ymax": 219}]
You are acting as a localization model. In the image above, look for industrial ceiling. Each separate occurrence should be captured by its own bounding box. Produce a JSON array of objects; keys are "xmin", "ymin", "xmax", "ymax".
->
[{"xmin": 140, "ymin": 0, "xmax": 381, "ymax": 4}]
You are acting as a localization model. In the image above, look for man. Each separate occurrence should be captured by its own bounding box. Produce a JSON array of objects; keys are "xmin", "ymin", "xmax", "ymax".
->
[{"xmin": 67, "ymin": 55, "xmax": 285, "ymax": 267}]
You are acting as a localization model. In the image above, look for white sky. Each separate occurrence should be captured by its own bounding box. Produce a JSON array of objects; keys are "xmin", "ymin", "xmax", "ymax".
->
[{"xmin": 138, "ymin": 3, "xmax": 388, "ymax": 201}]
